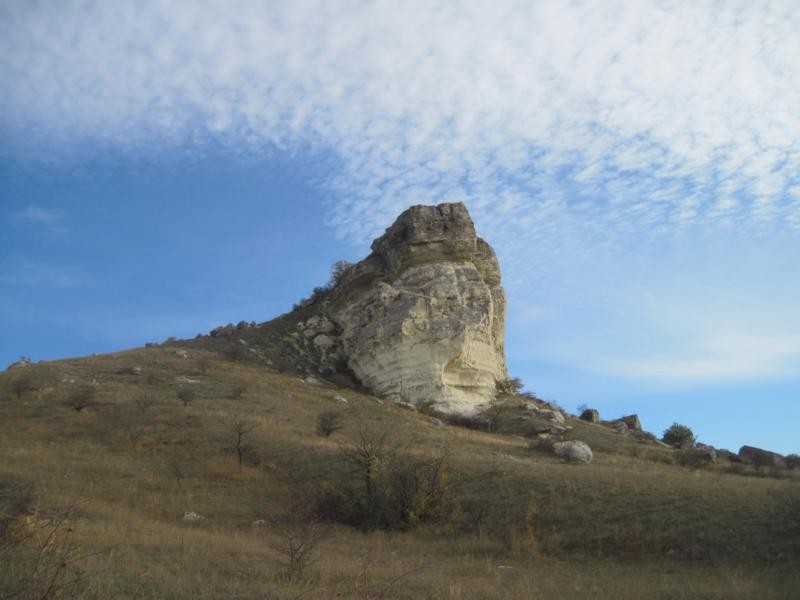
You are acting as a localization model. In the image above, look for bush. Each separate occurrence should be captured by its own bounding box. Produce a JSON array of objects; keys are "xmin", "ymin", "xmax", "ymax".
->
[
  {"xmin": 316, "ymin": 411, "xmax": 342, "ymax": 437},
  {"xmin": 662, "ymin": 423, "xmax": 696, "ymax": 448},
  {"xmin": 0, "ymin": 479, "xmax": 86, "ymax": 599},
  {"xmin": 11, "ymin": 375, "xmax": 37, "ymax": 400},
  {"xmin": 177, "ymin": 388, "xmax": 196, "ymax": 407},
  {"xmin": 65, "ymin": 386, "xmax": 97, "ymax": 412},
  {"xmin": 313, "ymin": 427, "xmax": 452, "ymax": 531},
  {"xmin": 786, "ymin": 454, "xmax": 800, "ymax": 470},
  {"xmin": 229, "ymin": 383, "xmax": 248, "ymax": 400}
]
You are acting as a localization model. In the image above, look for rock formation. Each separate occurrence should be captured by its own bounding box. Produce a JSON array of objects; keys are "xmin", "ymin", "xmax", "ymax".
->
[{"xmin": 298, "ymin": 202, "xmax": 508, "ymax": 414}]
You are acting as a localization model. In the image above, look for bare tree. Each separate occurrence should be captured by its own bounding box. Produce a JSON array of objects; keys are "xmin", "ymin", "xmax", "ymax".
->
[
  {"xmin": 65, "ymin": 386, "xmax": 97, "ymax": 412},
  {"xmin": 227, "ymin": 414, "xmax": 255, "ymax": 470},
  {"xmin": 316, "ymin": 410, "xmax": 343, "ymax": 437},
  {"xmin": 133, "ymin": 392, "xmax": 155, "ymax": 415},
  {"xmin": 11, "ymin": 375, "xmax": 37, "ymax": 400},
  {"xmin": 269, "ymin": 516, "xmax": 326, "ymax": 583}
]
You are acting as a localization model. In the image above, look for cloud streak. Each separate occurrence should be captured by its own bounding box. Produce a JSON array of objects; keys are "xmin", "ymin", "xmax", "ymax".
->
[{"xmin": 2, "ymin": 0, "xmax": 799, "ymax": 382}]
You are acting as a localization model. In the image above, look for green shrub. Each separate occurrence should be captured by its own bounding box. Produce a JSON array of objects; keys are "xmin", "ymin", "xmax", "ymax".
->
[
  {"xmin": 662, "ymin": 423, "xmax": 695, "ymax": 448},
  {"xmin": 786, "ymin": 454, "xmax": 800, "ymax": 470}
]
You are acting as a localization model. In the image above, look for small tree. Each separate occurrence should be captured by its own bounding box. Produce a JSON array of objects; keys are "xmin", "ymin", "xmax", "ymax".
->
[
  {"xmin": 11, "ymin": 375, "xmax": 37, "ymax": 399},
  {"xmin": 134, "ymin": 392, "xmax": 155, "ymax": 415},
  {"xmin": 786, "ymin": 454, "xmax": 800, "ymax": 470},
  {"xmin": 328, "ymin": 260, "xmax": 354, "ymax": 289},
  {"xmin": 197, "ymin": 357, "xmax": 212, "ymax": 375},
  {"xmin": 228, "ymin": 414, "xmax": 255, "ymax": 470},
  {"xmin": 316, "ymin": 410, "xmax": 342, "ymax": 437},
  {"xmin": 66, "ymin": 386, "xmax": 97, "ymax": 412},
  {"xmin": 177, "ymin": 388, "xmax": 196, "ymax": 407},
  {"xmin": 662, "ymin": 423, "xmax": 696, "ymax": 448}
]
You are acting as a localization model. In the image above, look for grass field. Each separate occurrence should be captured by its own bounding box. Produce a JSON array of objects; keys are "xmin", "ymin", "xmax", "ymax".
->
[{"xmin": 1, "ymin": 345, "xmax": 799, "ymax": 599}]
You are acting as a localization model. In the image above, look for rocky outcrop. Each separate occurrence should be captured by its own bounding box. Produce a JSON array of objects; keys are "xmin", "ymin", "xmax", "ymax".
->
[
  {"xmin": 305, "ymin": 203, "xmax": 508, "ymax": 415},
  {"xmin": 738, "ymin": 445, "xmax": 786, "ymax": 468},
  {"xmin": 579, "ymin": 408, "xmax": 600, "ymax": 423},
  {"xmin": 618, "ymin": 414, "xmax": 642, "ymax": 431}
]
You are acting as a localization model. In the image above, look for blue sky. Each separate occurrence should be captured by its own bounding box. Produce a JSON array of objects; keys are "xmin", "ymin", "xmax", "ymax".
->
[{"xmin": 1, "ymin": 1, "xmax": 798, "ymax": 454}]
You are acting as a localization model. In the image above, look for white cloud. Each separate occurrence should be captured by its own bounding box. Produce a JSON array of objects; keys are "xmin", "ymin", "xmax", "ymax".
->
[
  {"xmin": 14, "ymin": 205, "xmax": 63, "ymax": 228},
  {"xmin": 2, "ymin": 0, "xmax": 799, "ymax": 382},
  {"xmin": 1, "ymin": 1, "xmax": 798, "ymax": 242}
]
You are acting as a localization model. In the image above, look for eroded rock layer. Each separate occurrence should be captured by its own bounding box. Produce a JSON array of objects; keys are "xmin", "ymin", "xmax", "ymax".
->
[{"xmin": 326, "ymin": 202, "xmax": 508, "ymax": 414}]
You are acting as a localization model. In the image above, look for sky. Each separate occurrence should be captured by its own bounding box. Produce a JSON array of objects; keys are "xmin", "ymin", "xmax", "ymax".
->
[{"xmin": 1, "ymin": 1, "xmax": 798, "ymax": 454}]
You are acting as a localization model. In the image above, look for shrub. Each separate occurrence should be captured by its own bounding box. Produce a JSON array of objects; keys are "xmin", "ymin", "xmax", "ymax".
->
[
  {"xmin": 662, "ymin": 423, "xmax": 696, "ymax": 448},
  {"xmin": 65, "ymin": 386, "xmax": 97, "ymax": 412},
  {"xmin": 327, "ymin": 259, "xmax": 354, "ymax": 289},
  {"xmin": 314, "ymin": 427, "xmax": 452, "ymax": 531},
  {"xmin": 785, "ymin": 454, "xmax": 800, "ymax": 470},
  {"xmin": 0, "ymin": 479, "xmax": 87, "ymax": 598},
  {"xmin": 316, "ymin": 410, "xmax": 342, "ymax": 437},
  {"xmin": 177, "ymin": 388, "xmax": 196, "ymax": 407},
  {"xmin": 11, "ymin": 375, "xmax": 37, "ymax": 400},
  {"xmin": 229, "ymin": 383, "xmax": 248, "ymax": 400},
  {"xmin": 496, "ymin": 377, "xmax": 524, "ymax": 395}
]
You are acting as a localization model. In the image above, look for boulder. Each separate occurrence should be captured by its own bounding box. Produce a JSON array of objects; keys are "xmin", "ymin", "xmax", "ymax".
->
[
  {"xmin": 690, "ymin": 445, "xmax": 717, "ymax": 464},
  {"xmin": 552, "ymin": 440, "xmax": 593, "ymax": 464},
  {"xmin": 738, "ymin": 445, "xmax": 786, "ymax": 468},
  {"xmin": 619, "ymin": 414, "xmax": 642, "ymax": 431},
  {"xmin": 606, "ymin": 420, "xmax": 629, "ymax": 434},
  {"xmin": 579, "ymin": 408, "xmax": 600, "ymax": 423},
  {"xmin": 716, "ymin": 449, "xmax": 741, "ymax": 463}
]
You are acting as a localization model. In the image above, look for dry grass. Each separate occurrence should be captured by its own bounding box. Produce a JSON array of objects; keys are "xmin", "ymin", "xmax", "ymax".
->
[{"xmin": 1, "ymin": 346, "xmax": 799, "ymax": 598}]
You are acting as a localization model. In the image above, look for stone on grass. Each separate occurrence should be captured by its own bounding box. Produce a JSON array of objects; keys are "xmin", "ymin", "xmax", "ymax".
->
[{"xmin": 552, "ymin": 440, "xmax": 593, "ymax": 464}]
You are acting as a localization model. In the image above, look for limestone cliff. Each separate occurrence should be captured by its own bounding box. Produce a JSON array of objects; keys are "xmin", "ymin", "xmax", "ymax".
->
[
  {"xmin": 201, "ymin": 202, "xmax": 509, "ymax": 414},
  {"xmin": 299, "ymin": 202, "xmax": 508, "ymax": 414}
]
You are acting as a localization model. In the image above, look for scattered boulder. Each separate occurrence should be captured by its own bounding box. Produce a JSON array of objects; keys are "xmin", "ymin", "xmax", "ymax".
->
[
  {"xmin": 579, "ymin": 408, "xmax": 600, "ymax": 423},
  {"xmin": 552, "ymin": 440, "xmax": 593, "ymax": 464},
  {"xmin": 716, "ymin": 449, "xmax": 741, "ymax": 463},
  {"xmin": 331, "ymin": 394, "xmax": 349, "ymax": 404},
  {"xmin": 738, "ymin": 445, "xmax": 785, "ymax": 468},
  {"xmin": 690, "ymin": 445, "xmax": 718, "ymax": 464},
  {"xmin": 183, "ymin": 511, "xmax": 204, "ymax": 522},
  {"xmin": 7, "ymin": 356, "xmax": 33, "ymax": 370},
  {"xmin": 313, "ymin": 335, "xmax": 335, "ymax": 350},
  {"xmin": 174, "ymin": 349, "xmax": 188, "ymax": 359},
  {"xmin": 210, "ymin": 324, "xmax": 235, "ymax": 337},
  {"xmin": 116, "ymin": 366, "xmax": 142, "ymax": 375},
  {"xmin": 606, "ymin": 420, "xmax": 629, "ymax": 434},
  {"xmin": 619, "ymin": 414, "xmax": 642, "ymax": 431}
]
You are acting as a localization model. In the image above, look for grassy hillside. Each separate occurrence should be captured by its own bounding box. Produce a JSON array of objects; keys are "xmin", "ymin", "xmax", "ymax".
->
[{"xmin": 1, "ymin": 345, "xmax": 798, "ymax": 599}]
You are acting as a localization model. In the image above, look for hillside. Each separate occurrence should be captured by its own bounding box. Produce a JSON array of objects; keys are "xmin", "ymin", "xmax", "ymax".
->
[{"xmin": 2, "ymin": 343, "xmax": 799, "ymax": 599}]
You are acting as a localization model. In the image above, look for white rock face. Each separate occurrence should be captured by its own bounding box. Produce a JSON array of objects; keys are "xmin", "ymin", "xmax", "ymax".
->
[
  {"xmin": 552, "ymin": 441, "xmax": 593, "ymax": 464},
  {"xmin": 327, "ymin": 203, "xmax": 507, "ymax": 415}
]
